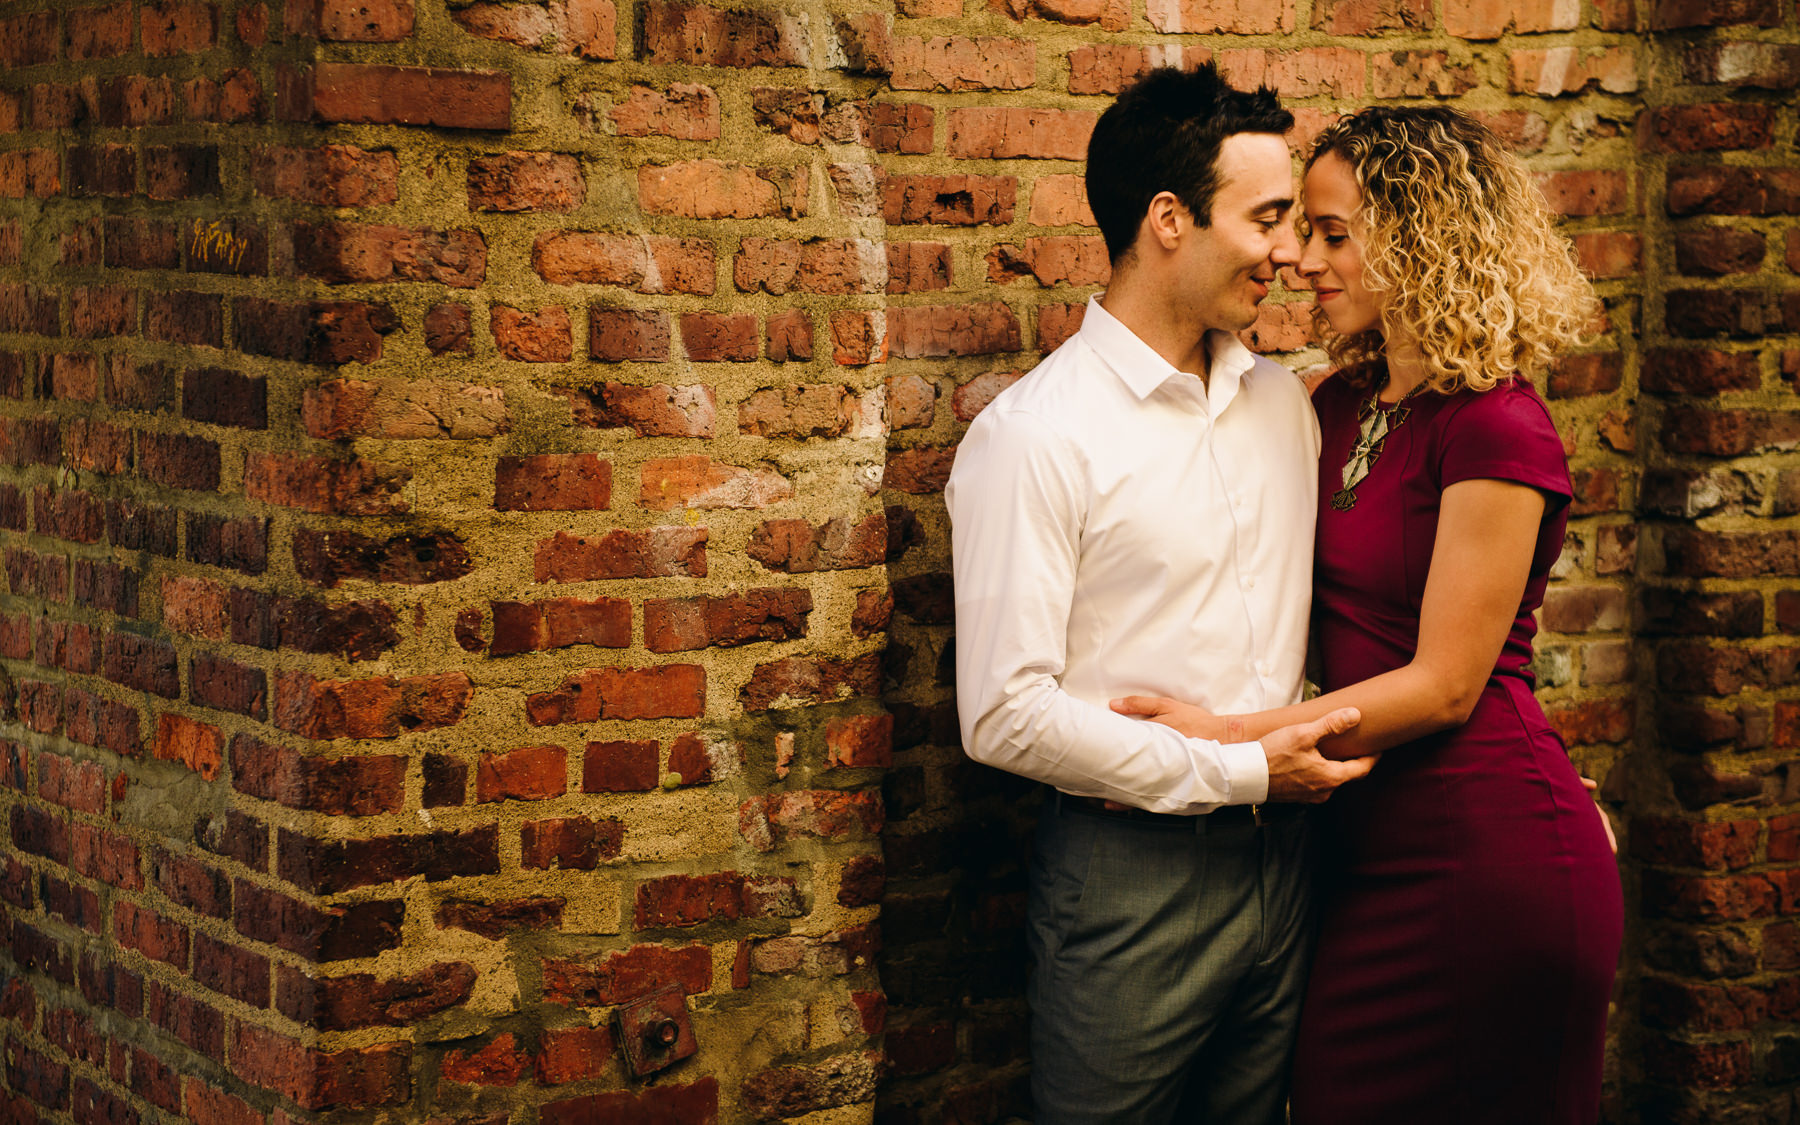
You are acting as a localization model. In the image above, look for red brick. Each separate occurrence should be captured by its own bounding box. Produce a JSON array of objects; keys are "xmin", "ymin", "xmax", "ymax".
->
[
  {"xmin": 740, "ymin": 654, "xmax": 882, "ymax": 711},
  {"xmin": 1630, "ymin": 817, "xmax": 1761, "ymax": 869},
  {"xmin": 891, "ymin": 35, "xmax": 1034, "ymax": 91},
  {"xmin": 142, "ymin": 2, "xmax": 218, "ymax": 56},
  {"xmin": 1544, "ymin": 698, "xmax": 1633, "ymax": 746},
  {"xmin": 274, "ymin": 671, "xmax": 472, "ymax": 740},
  {"xmin": 827, "ymin": 715, "xmax": 894, "ymax": 769},
  {"xmin": 536, "ymin": 1026, "xmax": 615, "ymax": 1086},
  {"xmin": 635, "ymin": 872, "xmax": 800, "ymax": 929},
  {"xmin": 739, "ymin": 384, "xmax": 864, "ymax": 438},
  {"xmin": 1444, "ymin": 0, "xmax": 1574, "ymax": 35},
  {"xmin": 307, "ymin": 63, "xmax": 510, "ymax": 130},
  {"xmin": 888, "ymin": 242, "xmax": 953, "ymax": 294},
  {"xmin": 495, "ymin": 453, "xmax": 611, "ymax": 511},
  {"xmin": 183, "ymin": 1079, "xmax": 262, "ymax": 1125},
  {"xmin": 1371, "ymin": 50, "xmax": 1477, "ymax": 98},
  {"xmin": 871, "ymin": 101, "xmax": 934, "ymax": 153},
  {"xmin": 520, "ymin": 816, "xmax": 623, "ymax": 870},
  {"xmin": 1673, "ymin": 229, "xmax": 1765, "ymax": 277},
  {"xmin": 245, "ymin": 452, "xmax": 410, "ymax": 515},
  {"xmin": 0, "ymin": 148, "xmax": 61, "ymax": 199},
  {"xmin": 1642, "ymin": 348, "xmax": 1761, "ymax": 393},
  {"xmin": 68, "ymin": 3, "xmax": 135, "ymax": 59},
  {"xmin": 253, "ymin": 145, "xmax": 399, "ymax": 206},
  {"xmin": 229, "ymin": 1024, "xmax": 410, "ymax": 1110},
  {"xmin": 490, "ymin": 597, "xmax": 631, "ymax": 655},
  {"xmin": 1683, "ymin": 42, "xmax": 1800, "ymax": 88},
  {"xmin": 640, "ymin": 160, "xmax": 807, "ymax": 220},
  {"xmin": 115, "ymin": 901, "xmax": 189, "ymax": 969},
  {"xmin": 525, "ymin": 665, "xmax": 706, "ymax": 726},
  {"xmin": 1535, "ymin": 170, "xmax": 1629, "ymax": 217},
  {"xmin": 1144, "ymin": 0, "xmax": 1293, "ymax": 31},
  {"xmin": 883, "ymin": 171, "xmax": 1017, "ymax": 225},
  {"xmin": 680, "ymin": 312, "xmax": 759, "ymax": 362},
  {"xmin": 562, "ymin": 382, "xmax": 715, "ymax": 437},
  {"xmin": 232, "ymin": 735, "xmax": 406, "ymax": 816},
  {"xmin": 748, "ymin": 514, "xmax": 886, "ymax": 573},
  {"xmin": 541, "ymin": 944, "xmax": 712, "ymax": 1006},
  {"xmin": 319, "ymin": 0, "xmax": 415, "ymax": 40},
  {"xmin": 535, "ymin": 231, "xmax": 714, "ymax": 292},
  {"xmin": 1219, "ymin": 46, "xmax": 1365, "ymax": 98},
  {"xmin": 233, "ymin": 297, "xmax": 397, "ymax": 364},
  {"xmin": 476, "ymin": 745, "xmax": 568, "ymax": 802},
  {"xmin": 492, "ymin": 305, "xmax": 572, "ymax": 362},
  {"xmin": 1571, "ymin": 232, "xmax": 1640, "ymax": 280},
  {"xmin": 1667, "ymin": 167, "xmax": 1800, "ymax": 217},
  {"xmin": 640, "ymin": 455, "xmax": 793, "ymax": 511},
  {"xmin": 640, "ymin": 2, "xmax": 804, "ymax": 67},
  {"xmin": 947, "ymin": 108, "xmax": 1095, "ymax": 159},
  {"xmin": 296, "ymin": 221, "xmax": 485, "ymax": 287},
  {"xmin": 1642, "ymin": 104, "xmax": 1775, "ymax": 153},
  {"xmin": 70, "ymin": 285, "xmax": 136, "ymax": 338},
  {"xmin": 1512, "ymin": 47, "xmax": 1640, "ymax": 99},
  {"xmin": 888, "ymin": 302, "xmax": 1022, "ymax": 358},
  {"xmin": 303, "ymin": 378, "xmax": 505, "ymax": 440},
  {"xmin": 643, "ymin": 589, "xmax": 813, "ymax": 652},
  {"xmin": 583, "ymin": 740, "xmax": 659, "ymax": 793},
  {"xmin": 1650, "ymin": 0, "xmax": 1779, "ymax": 29},
  {"xmin": 534, "ymin": 527, "xmax": 708, "ymax": 582},
  {"xmin": 441, "ymin": 1033, "xmax": 530, "ymax": 1087},
  {"xmin": 608, "ymin": 83, "xmax": 720, "ymax": 139},
  {"xmin": 468, "ymin": 151, "xmax": 583, "ymax": 212},
  {"xmin": 426, "ymin": 303, "xmax": 473, "ymax": 355}
]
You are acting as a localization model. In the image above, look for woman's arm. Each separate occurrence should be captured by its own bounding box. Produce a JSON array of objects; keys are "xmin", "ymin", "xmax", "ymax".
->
[{"xmin": 1115, "ymin": 477, "xmax": 1548, "ymax": 759}]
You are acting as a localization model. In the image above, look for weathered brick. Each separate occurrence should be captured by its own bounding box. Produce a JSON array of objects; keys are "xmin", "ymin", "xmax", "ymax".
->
[
  {"xmin": 640, "ymin": 456, "xmax": 793, "ymax": 511},
  {"xmin": 643, "ymin": 589, "xmax": 813, "ymax": 652},
  {"xmin": 307, "ymin": 63, "xmax": 510, "ymax": 130},
  {"xmin": 607, "ymin": 83, "xmax": 720, "ymax": 139},
  {"xmin": 468, "ymin": 151, "xmax": 584, "ymax": 212},
  {"xmin": 640, "ymin": 160, "xmax": 808, "ymax": 219},
  {"xmin": 525, "ymin": 665, "xmax": 706, "ymax": 726},
  {"xmin": 534, "ymin": 527, "xmax": 708, "ymax": 582},
  {"xmin": 490, "ymin": 597, "xmax": 632, "ymax": 655},
  {"xmin": 521, "ymin": 816, "xmax": 623, "ymax": 870},
  {"xmin": 477, "ymin": 745, "xmax": 568, "ymax": 802},
  {"xmin": 640, "ymin": 2, "xmax": 805, "ymax": 67},
  {"xmin": 297, "ymin": 221, "xmax": 486, "ymax": 287}
]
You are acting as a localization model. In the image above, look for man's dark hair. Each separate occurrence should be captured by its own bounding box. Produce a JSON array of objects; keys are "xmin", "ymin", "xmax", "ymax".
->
[{"xmin": 1085, "ymin": 65, "xmax": 1293, "ymax": 263}]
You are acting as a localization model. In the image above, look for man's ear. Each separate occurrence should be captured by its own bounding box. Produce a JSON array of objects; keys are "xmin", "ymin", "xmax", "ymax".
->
[{"xmin": 1142, "ymin": 191, "xmax": 1186, "ymax": 252}]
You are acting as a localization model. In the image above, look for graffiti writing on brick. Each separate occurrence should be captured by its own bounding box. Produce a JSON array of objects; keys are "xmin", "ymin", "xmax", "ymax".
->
[{"xmin": 189, "ymin": 219, "xmax": 251, "ymax": 272}]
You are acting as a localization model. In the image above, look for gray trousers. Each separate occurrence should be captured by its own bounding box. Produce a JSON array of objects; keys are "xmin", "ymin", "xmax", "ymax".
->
[{"xmin": 1026, "ymin": 793, "xmax": 1315, "ymax": 1125}]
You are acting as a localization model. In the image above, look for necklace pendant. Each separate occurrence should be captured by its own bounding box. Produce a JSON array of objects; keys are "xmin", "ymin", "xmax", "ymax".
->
[{"xmin": 1330, "ymin": 488, "xmax": 1357, "ymax": 511}]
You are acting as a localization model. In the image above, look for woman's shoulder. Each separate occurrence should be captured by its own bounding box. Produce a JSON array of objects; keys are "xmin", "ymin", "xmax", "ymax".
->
[{"xmin": 1438, "ymin": 375, "xmax": 1558, "ymax": 439}]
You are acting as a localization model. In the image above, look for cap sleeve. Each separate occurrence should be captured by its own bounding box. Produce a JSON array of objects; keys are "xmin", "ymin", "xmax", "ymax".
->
[{"xmin": 1434, "ymin": 380, "xmax": 1571, "ymax": 511}]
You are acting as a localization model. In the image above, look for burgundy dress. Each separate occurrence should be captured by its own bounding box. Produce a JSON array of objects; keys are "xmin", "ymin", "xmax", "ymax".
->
[{"xmin": 1289, "ymin": 370, "xmax": 1623, "ymax": 1125}]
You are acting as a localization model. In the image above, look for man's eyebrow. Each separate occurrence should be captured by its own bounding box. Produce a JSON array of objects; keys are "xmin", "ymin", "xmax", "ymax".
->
[
  {"xmin": 1252, "ymin": 196, "xmax": 1295, "ymax": 213},
  {"xmin": 1308, "ymin": 212, "xmax": 1347, "ymax": 222}
]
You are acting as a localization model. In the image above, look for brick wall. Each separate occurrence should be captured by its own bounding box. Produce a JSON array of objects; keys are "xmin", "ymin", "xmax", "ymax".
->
[{"xmin": 0, "ymin": 0, "xmax": 1794, "ymax": 1123}]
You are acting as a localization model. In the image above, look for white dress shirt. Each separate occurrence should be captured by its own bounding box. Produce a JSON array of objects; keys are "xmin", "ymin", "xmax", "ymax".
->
[{"xmin": 946, "ymin": 295, "xmax": 1320, "ymax": 814}]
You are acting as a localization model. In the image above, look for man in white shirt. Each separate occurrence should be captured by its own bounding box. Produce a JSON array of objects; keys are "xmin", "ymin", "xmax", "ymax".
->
[{"xmin": 945, "ymin": 66, "xmax": 1373, "ymax": 1123}]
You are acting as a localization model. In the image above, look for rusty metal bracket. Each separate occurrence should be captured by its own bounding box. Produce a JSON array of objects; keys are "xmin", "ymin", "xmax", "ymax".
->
[{"xmin": 614, "ymin": 984, "xmax": 697, "ymax": 1077}]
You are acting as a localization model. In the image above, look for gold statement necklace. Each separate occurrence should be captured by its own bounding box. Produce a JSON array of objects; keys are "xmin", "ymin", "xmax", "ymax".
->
[{"xmin": 1330, "ymin": 376, "xmax": 1427, "ymax": 512}]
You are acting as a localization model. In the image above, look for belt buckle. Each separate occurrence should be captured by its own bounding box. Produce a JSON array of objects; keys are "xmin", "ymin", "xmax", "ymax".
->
[{"xmin": 1251, "ymin": 803, "xmax": 1264, "ymax": 827}]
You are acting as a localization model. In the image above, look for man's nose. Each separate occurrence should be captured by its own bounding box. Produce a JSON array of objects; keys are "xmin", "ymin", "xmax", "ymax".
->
[{"xmin": 1269, "ymin": 222, "xmax": 1302, "ymax": 266}]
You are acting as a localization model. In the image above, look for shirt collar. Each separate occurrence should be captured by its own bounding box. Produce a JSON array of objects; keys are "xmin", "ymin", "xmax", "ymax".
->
[{"xmin": 1079, "ymin": 294, "xmax": 1258, "ymax": 408}]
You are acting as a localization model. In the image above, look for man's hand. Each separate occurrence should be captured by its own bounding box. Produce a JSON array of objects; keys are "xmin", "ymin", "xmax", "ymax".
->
[{"xmin": 1262, "ymin": 708, "xmax": 1376, "ymax": 803}]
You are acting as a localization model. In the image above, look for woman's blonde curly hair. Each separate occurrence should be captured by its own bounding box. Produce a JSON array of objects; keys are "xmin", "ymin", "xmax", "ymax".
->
[{"xmin": 1305, "ymin": 106, "xmax": 1600, "ymax": 393}]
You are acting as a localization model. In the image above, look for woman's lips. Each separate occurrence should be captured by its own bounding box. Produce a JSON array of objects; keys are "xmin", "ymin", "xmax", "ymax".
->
[{"xmin": 1314, "ymin": 288, "xmax": 1342, "ymax": 301}]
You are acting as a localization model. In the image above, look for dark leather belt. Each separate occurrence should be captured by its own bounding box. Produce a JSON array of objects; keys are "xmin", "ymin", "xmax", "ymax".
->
[{"xmin": 1057, "ymin": 791, "xmax": 1304, "ymax": 829}]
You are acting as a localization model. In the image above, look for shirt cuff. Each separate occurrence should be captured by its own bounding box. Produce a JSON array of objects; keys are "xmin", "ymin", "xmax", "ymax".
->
[{"xmin": 1217, "ymin": 738, "xmax": 1269, "ymax": 805}]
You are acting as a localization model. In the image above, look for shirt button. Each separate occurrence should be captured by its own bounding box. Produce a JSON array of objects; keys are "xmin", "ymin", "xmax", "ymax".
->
[
  {"xmin": 1258, "ymin": 660, "xmax": 1273, "ymax": 675},
  {"xmin": 1242, "ymin": 576, "xmax": 1256, "ymax": 590}
]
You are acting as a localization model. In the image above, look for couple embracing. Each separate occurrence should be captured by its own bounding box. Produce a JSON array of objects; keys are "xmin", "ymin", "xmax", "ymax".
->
[{"xmin": 945, "ymin": 67, "xmax": 1623, "ymax": 1124}]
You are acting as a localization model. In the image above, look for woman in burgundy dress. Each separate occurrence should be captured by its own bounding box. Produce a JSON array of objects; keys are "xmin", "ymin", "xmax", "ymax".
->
[{"xmin": 1114, "ymin": 106, "xmax": 1623, "ymax": 1123}]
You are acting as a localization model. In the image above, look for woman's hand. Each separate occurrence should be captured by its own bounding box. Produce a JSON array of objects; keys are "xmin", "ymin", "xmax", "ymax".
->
[
  {"xmin": 1580, "ymin": 776, "xmax": 1618, "ymax": 855},
  {"xmin": 1110, "ymin": 696, "xmax": 1232, "ymax": 741}
]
